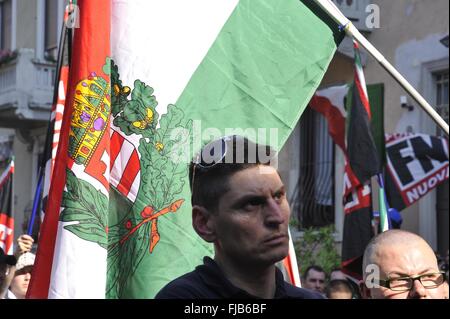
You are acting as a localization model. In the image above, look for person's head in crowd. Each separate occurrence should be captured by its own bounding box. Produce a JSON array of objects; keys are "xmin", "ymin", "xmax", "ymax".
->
[
  {"xmin": 329, "ymin": 267, "xmax": 361, "ymax": 298},
  {"xmin": 190, "ymin": 135, "xmax": 286, "ymax": 272},
  {"xmin": 9, "ymin": 252, "xmax": 35, "ymax": 299},
  {"xmin": 0, "ymin": 247, "xmax": 17, "ymax": 288},
  {"xmin": 330, "ymin": 268, "xmax": 347, "ymax": 281},
  {"xmin": 326, "ymin": 279, "xmax": 353, "ymax": 299},
  {"xmin": 362, "ymin": 230, "xmax": 449, "ymax": 299},
  {"xmin": 302, "ymin": 265, "xmax": 326, "ymax": 294}
]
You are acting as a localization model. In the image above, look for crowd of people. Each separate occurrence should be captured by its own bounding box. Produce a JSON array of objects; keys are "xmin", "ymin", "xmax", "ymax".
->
[
  {"xmin": 1, "ymin": 135, "xmax": 449, "ymax": 299},
  {"xmin": 300, "ymin": 265, "xmax": 360, "ymax": 299}
]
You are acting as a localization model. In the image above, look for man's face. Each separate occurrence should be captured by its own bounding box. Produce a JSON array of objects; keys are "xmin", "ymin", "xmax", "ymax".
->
[
  {"xmin": 10, "ymin": 266, "xmax": 32, "ymax": 299},
  {"xmin": 211, "ymin": 165, "xmax": 290, "ymax": 269},
  {"xmin": 368, "ymin": 243, "xmax": 449, "ymax": 299},
  {"xmin": 304, "ymin": 269, "xmax": 326, "ymax": 293}
]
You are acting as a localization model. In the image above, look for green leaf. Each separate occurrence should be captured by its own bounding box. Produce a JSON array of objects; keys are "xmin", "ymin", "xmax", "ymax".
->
[
  {"xmin": 60, "ymin": 169, "xmax": 108, "ymax": 249},
  {"xmin": 155, "ymin": 104, "xmax": 184, "ymax": 146},
  {"xmin": 111, "ymin": 94, "xmax": 126, "ymax": 118},
  {"xmin": 60, "ymin": 209, "xmax": 98, "ymax": 223},
  {"xmin": 131, "ymin": 80, "xmax": 157, "ymax": 110},
  {"xmin": 64, "ymin": 223, "xmax": 108, "ymax": 249},
  {"xmin": 106, "ymin": 219, "xmax": 151, "ymax": 298},
  {"xmin": 65, "ymin": 169, "xmax": 81, "ymax": 199},
  {"xmin": 123, "ymin": 100, "xmax": 146, "ymax": 122}
]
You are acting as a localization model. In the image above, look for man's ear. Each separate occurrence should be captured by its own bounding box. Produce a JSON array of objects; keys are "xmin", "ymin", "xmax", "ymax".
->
[{"xmin": 192, "ymin": 205, "xmax": 216, "ymax": 243}]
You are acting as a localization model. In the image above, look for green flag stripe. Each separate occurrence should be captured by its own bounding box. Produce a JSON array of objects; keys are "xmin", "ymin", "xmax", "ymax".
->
[
  {"xmin": 177, "ymin": 0, "xmax": 344, "ymax": 150},
  {"xmin": 119, "ymin": 0, "xmax": 344, "ymax": 298}
]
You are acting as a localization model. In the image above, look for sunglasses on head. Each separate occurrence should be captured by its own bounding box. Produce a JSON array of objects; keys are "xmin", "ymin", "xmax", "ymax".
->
[
  {"xmin": 193, "ymin": 136, "xmax": 232, "ymax": 168},
  {"xmin": 190, "ymin": 136, "xmax": 235, "ymax": 196},
  {"xmin": 190, "ymin": 135, "xmax": 277, "ymax": 200}
]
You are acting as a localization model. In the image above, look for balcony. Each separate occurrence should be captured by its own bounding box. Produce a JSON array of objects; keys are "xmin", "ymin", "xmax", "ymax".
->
[{"xmin": 0, "ymin": 49, "xmax": 55, "ymax": 128}]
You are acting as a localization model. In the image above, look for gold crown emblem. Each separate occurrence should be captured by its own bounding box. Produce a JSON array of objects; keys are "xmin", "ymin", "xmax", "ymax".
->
[{"xmin": 69, "ymin": 72, "xmax": 111, "ymax": 165}]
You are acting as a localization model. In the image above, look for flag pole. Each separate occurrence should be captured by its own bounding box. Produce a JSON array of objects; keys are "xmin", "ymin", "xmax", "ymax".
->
[
  {"xmin": 314, "ymin": 0, "xmax": 449, "ymax": 136},
  {"xmin": 376, "ymin": 173, "xmax": 390, "ymax": 232},
  {"xmin": 27, "ymin": 169, "xmax": 43, "ymax": 236},
  {"xmin": 10, "ymin": 157, "xmax": 15, "ymax": 252}
]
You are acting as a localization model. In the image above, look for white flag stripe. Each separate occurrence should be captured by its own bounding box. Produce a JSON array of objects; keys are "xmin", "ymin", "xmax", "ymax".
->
[
  {"xmin": 111, "ymin": 0, "xmax": 239, "ymax": 117},
  {"xmin": 49, "ymin": 228, "xmax": 107, "ymax": 298},
  {"xmin": 128, "ymin": 172, "xmax": 140, "ymax": 202},
  {"xmin": 110, "ymin": 141, "xmax": 135, "ymax": 188},
  {"xmin": 315, "ymin": 84, "xmax": 349, "ymax": 117}
]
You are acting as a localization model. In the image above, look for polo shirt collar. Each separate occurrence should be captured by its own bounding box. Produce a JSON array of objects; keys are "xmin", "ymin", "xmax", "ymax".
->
[{"xmin": 199, "ymin": 256, "xmax": 288, "ymax": 299}]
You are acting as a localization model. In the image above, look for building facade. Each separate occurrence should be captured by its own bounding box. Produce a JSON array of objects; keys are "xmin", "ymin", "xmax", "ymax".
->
[
  {"xmin": 281, "ymin": 0, "xmax": 449, "ymax": 257},
  {"xmin": 0, "ymin": 0, "xmax": 65, "ymax": 241}
]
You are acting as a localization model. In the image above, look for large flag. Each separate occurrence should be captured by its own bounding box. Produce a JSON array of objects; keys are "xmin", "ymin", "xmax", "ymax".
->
[
  {"xmin": 29, "ymin": 0, "xmax": 343, "ymax": 298},
  {"xmin": 28, "ymin": 0, "xmax": 112, "ymax": 298},
  {"xmin": 385, "ymin": 133, "xmax": 449, "ymax": 211},
  {"xmin": 309, "ymin": 84, "xmax": 374, "ymax": 279},
  {"xmin": 341, "ymin": 41, "xmax": 385, "ymax": 278},
  {"xmin": 37, "ymin": 66, "xmax": 69, "ymax": 225},
  {"xmin": 0, "ymin": 160, "xmax": 14, "ymax": 255},
  {"xmin": 341, "ymin": 41, "xmax": 381, "ymax": 278},
  {"xmin": 347, "ymin": 41, "xmax": 381, "ymax": 186},
  {"xmin": 309, "ymin": 42, "xmax": 383, "ymax": 279}
]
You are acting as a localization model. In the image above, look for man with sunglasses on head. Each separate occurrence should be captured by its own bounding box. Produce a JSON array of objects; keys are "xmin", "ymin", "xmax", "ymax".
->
[
  {"xmin": 362, "ymin": 229, "xmax": 449, "ymax": 299},
  {"xmin": 155, "ymin": 135, "xmax": 322, "ymax": 299}
]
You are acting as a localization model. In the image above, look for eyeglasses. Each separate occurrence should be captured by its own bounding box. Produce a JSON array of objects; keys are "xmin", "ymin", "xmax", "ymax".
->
[{"xmin": 378, "ymin": 271, "xmax": 446, "ymax": 292}]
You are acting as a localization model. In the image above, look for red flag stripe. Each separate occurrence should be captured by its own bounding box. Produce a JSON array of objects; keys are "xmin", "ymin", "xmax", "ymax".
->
[
  {"xmin": 27, "ymin": 0, "xmax": 111, "ymax": 298},
  {"xmin": 116, "ymin": 149, "xmax": 140, "ymax": 197},
  {"xmin": 354, "ymin": 71, "xmax": 372, "ymax": 119},
  {"xmin": 310, "ymin": 95, "xmax": 346, "ymax": 151},
  {"xmin": 0, "ymin": 214, "xmax": 14, "ymax": 254},
  {"xmin": 0, "ymin": 165, "xmax": 13, "ymax": 189},
  {"xmin": 110, "ymin": 130, "xmax": 125, "ymax": 169}
]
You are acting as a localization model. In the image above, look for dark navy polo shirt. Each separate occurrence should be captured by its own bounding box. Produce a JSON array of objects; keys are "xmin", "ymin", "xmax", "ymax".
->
[{"xmin": 155, "ymin": 257, "xmax": 324, "ymax": 299}]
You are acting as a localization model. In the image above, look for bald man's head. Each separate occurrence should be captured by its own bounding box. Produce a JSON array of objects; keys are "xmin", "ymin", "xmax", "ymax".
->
[
  {"xmin": 362, "ymin": 230, "xmax": 448, "ymax": 299},
  {"xmin": 363, "ymin": 230, "xmax": 434, "ymax": 275}
]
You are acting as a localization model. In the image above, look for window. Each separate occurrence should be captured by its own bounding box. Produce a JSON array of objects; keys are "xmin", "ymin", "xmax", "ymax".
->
[
  {"xmin": 291, "ymin": 107, "xmax": 335, "ymax": 229},
  {"xmin": 44, "ymin": 0, "xmax": 64, "ymax": 61},
  {"xmin": 0, "ymin": 0, "xmax": 12, "ymax": 50}
]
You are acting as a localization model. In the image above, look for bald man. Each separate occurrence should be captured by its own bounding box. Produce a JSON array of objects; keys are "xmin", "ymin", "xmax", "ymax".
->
[{"xmin": 362, "ymin": 230, "xmax": 449, "ymax": 299}]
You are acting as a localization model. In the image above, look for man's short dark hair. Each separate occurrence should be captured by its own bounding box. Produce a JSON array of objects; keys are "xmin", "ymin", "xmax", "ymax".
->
[
  {"xmin": 325, "ymin": 279, "xmax": 353, "ymax": 298},
  {"xmin": 0, "ymin": 247, "xmax": 17, "ymax": 266},
  {"xmin": 303, "ymin": 265, "xmax": 326, "ymax": 279},
  {"xmin": 189, "ymin": 135, "xmax": 276, "ymax": 212}
]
